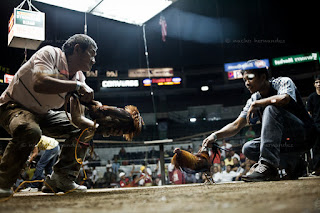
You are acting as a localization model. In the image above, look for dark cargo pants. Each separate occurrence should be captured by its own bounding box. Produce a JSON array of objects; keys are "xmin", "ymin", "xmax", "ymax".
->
[{"xmin": 0, "ymin": 102, "xmax": 92, "ymax": 189}]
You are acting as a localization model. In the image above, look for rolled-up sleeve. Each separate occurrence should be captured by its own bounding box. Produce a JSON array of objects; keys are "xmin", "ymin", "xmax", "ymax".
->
[
  {"xmin": 273, "ymin": 77, "xmax": 297, "ymax": 102},
  {"xmin": 32, "ymin": 46, "xmax": 56, "ymax": 74},
  {"xmin": 239, "ymin": 93, "xmax": 260, "ymax": 118}
]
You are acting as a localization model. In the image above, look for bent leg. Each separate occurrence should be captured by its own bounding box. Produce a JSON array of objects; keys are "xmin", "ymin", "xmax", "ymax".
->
[
  {"xmin": 39, "ymin": 111, "xmax": 93, "ymax": 181},
  {"xmin": 30, "ymin": 147, "xmax": 60, "ymax": 188},
  {"xmin": 242, "ymin": 137, "xmax": 261, "ymax": 162},
  {"xmin": 0, "ymin": 104, "xmax": 41, "ymax": 188},
  {"xmin": 260, "ymin": 105, "xmax": 311, "ymax": 168}
]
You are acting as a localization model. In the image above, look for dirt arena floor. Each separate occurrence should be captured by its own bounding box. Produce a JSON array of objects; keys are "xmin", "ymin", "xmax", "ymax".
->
[{"xmin": 1, "ymin": 176, "xmax": 320, "ymax": 213}]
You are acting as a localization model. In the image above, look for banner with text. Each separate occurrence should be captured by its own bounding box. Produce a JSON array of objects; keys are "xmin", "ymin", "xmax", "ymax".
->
[{"xmin": 128, "ymin": 68, "xmax": 173, "ymax": 78}]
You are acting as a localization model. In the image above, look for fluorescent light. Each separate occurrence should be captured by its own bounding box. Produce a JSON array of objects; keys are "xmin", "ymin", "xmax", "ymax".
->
[
  {"xmin": 34, "ymin": 0, "xmax": 176, "ymax": 25},
  {"xmin": 34, "ymin": 0, "xmax": 99, "ymax": 13},
  {"xmin": 189, "ymin": 118, "xmax": 197, "ymax": 123},
  {"xmin": 201, "ymin": 85, "xmax": 209, "ymax": 91}
]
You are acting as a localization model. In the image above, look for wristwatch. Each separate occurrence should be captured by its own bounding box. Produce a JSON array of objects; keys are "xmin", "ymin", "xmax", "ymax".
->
[{"xmin": 75, "ymin": 81, "xmax": 81, "ymax": 91}]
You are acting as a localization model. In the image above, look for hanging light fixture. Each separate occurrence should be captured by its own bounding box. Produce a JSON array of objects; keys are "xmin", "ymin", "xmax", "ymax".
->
[{"xmin": 34, "ymin": 0, "xmax": 177, "ymax": 26}]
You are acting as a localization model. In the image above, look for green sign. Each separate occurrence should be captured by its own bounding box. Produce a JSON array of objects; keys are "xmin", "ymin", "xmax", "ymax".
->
[
  {"xmin": 272, "ymin": 52, "xmax": 319, "ymax": 66},
  {"xmin": 15, "ymin": 8, "xmax": 44, "ymax": 28}
]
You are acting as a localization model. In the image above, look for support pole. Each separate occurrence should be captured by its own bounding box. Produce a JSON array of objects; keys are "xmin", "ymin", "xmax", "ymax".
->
[{"xmin": 159, "ymin": 143, "xmax": 166, "ymax": 185}]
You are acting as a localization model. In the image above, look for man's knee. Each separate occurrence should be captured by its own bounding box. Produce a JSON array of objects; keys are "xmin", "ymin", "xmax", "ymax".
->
[
  {"xmin": 263, "ymin": 105, "xmax": 281, "ymax": 116},
  {"xmin": 242, "ymin": 141, "xmax": 259, "ymax": 161},
  {"xmin": 242, "ymin": 142, "xmax": 251, "ymax": 157},
  {"xmin": 11, "ymin": 123, "xmax": 41, "ymax": 148}
]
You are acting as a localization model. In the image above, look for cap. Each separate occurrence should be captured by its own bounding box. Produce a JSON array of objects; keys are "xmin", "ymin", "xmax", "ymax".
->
[
  {"xmin": 119, "ymin": 172, "xmax": 125, "ymax": 178},
  {"xmin": 140, "ymin": 166, "xmax": 146, "ymax": 171}
]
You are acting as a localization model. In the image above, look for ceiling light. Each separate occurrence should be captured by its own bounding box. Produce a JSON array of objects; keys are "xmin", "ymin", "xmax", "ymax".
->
[
  {"xmin": 34, "ymin": 0, "xmax": 176, "ymax": 26},
  {"xmin": 201, "ymin": 85, "xmax": 209, "ymax": 91},
  {"xmin": 189, "ymin": 118, "xmax": 197, "ymax": 123}
]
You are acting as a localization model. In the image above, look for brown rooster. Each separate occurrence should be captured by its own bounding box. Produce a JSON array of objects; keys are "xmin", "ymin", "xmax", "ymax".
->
[
  {"xmin": 86, "ymin": 104, "xmax": 144, "ymax": 141},
  {"xmin": 171, "ymin": 148, "xmax": 212, "ymax": 174}
]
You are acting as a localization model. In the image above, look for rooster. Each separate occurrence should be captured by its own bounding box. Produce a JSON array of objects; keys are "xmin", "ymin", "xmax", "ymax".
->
[
  {"xmin": 171, "ymin": 145, "xmax": 221, "ymax": 184},
  {"xmin": 171, "ymin": 148, "xmax": 211, "ymax": 173},
  {"xmin": 86, "ymin": 104, "xmax": 144, "ymax": 141},
  {"xmin": 64, "ymin": 93, "xmax": 144, "ymax": 141}
]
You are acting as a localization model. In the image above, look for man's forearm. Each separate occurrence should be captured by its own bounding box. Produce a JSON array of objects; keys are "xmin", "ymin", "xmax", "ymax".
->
[
  {"xmin": 255, "ymin": 94, "xmax": 290, "ymax": 108},
  {"xmin": 33, "ymin": 74, "xmax": 77, "ymax": 94},
  {"xmin": 215, "ymin": 117, "xmax": 246, "ymax": 139}
]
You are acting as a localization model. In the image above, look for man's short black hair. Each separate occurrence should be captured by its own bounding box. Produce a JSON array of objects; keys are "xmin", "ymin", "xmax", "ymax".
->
[
  {"xmin": 314, "ymin": 75, "xmax": 320, "ymax": 81},
  {"xmin": 62, "ymin": 34, "xmax": 97, "ymax": 56}
]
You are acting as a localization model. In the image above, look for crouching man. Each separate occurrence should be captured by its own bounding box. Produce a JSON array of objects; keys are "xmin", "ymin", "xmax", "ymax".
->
[
  {"xmin": 202, "ymin": 60, "xmax": 317, "ymax": 181},
  {"xmin": 0, "ymin": 34, "xmax": 115, "ymax": 197}
]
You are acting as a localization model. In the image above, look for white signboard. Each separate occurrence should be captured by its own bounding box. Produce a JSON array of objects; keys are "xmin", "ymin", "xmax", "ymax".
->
[
  {"xmin": 8, "ymin": 8, "xmax": 45, "ymax": 50},
  {"xmin": 128, "ymin": 67, "xmax": 173, "ymax": 78},
  {"xmin": 102, "ymin": 80, "xmax": 139, "ymax": 88}
]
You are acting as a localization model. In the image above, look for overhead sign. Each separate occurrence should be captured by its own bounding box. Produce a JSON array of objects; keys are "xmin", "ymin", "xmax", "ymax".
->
[
  {"xmin": 8, "ymin": 8, "xmax": 45, "ymax": 50},
  {"xmin": 224, "ymin": 59, "xmax": 270, "ymax": 72},
  {"xmin": 128, "ymin": 68, "xmax": 173, "ymax": 78},
  {"xmin": 272, "ymin": 52, "xmax": 319, "ymax": 66},
  {"xmin": 143, "ymin": 77, "xmax": 181, "ymax": 86},
  {"xmin": 102, "ymin": 80, "xmax": 139, "ymax": 88},
  {"xmin": 228, "ymin": 70, "xmax": 243, "ymax": 80},
  {"xmin": 86, "ymin": 70, "xmax": 98, "ymax": 77},
  {"xmin": 106, "ymin": 70, "xmax": 118, "ymax": 77},
  {"xmin": 224, "ymin": 59, "xmax": 269, "ymax": 80},
  {"xmin": 4, "ymin": 74, "xmax": 14, "ymax": 84},
  {"xmin": 0, "ymin": 66, "xmax": 10, "ymax": 74}
]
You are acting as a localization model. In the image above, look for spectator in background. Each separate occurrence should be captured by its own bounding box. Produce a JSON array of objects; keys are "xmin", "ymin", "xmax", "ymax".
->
[
  {"xmin": 21, "ymin": 136, "xmax": 60, "ymax": 192},
  {"xmin": 129, "ymin": 174, "xmax": 140, "ymax": 187},
  {"xmin": 230, "ymin": 148, "xmax": 240, "ymax": 162},
  {"xmin": 220, "ymin": 160, "xmax": 226, "ymax": 172},
  {"xmin": 139, "ymin": 165, "xmax": 152, "ymax": 186},
  {"xmin": 112, "ymin": 156, "xmax": 120, "ymax": 175},
  {"xmin": 224, "ymin": 151, "xmax": 234, "ymax": 167},
  {"xmin": 154, "ymin": 159, "xmax": 164, "ymax": 186},
  {"xmin": 307, "ymin": 75, "xmax": 320, "ymax": 175},
  {"xmin": 232, "ymin": 158, "xmax": 244, "ymax": 174},
  {"xmin": 195, "ymin": 173, "xmax": 202, "ymax": 183},
  {"xmin": 168, "ymin": 162, "xmax": 175, "ymax": 184},
  {"xmin": 220, "ymin": 139, "xmax": 232, "ymax": 159},
  {"xmin": 245, "ymin": 126, "xmax": 256, "ymax": 141},
  {"xmin": 119, "ymin": 172, "xmax": 130, "ymax": 187},
  {"xmin": 220, "ymin": 165, "xmax": 239, "ymax": 183},
  {"xmin": 103, "ymin": 166, "xmax": 117, "ymax": 188},
  {"xmin": 185, "ymin": 173, "xmax": 196, "ymax": 184},
  {"xmin": 118, "ymin": 147, "xmax": 127, "ymax": 160},
  {"xmin": 239, "ymin": 152, "xmax": 246, "ymax": 164},
  {"xmin": 172, "ymin": 168, "xmax": 185, "ymax": 185},
  {"xmin": 212, "ymin": 166, "xmax": 222, "ymax": 183},
  {"xmin": 90, "ymin": 166, "xmax": 99, "ymax": 189}
]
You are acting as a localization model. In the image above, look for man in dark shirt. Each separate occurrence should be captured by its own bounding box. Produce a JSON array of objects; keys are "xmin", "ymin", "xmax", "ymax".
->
[{"xmin": 307, "ymin": 75, "xmax": 320, "ymax": 175}]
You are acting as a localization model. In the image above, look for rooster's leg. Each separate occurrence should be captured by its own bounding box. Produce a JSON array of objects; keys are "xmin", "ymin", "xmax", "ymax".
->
[{"xmin": 203, "ymin": 173, "xmax": 214, "ymax": 185}]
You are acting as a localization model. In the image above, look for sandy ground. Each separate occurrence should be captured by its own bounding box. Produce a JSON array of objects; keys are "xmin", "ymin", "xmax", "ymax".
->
[{"xmin": 1, "ymin": 177, "xmax": 320, "ymax": 213}]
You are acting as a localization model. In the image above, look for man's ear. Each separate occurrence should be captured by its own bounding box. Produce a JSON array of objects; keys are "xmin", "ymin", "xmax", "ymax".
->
[
  {"xmin": 260, "ymin": 73, "xmax": 267, "ymax": 81},
  {"xmin": 73, "ymin": 44, "xmax": 81, "ymax": 55}
]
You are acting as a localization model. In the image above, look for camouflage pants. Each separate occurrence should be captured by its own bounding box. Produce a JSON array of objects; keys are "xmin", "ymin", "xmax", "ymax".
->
[{"xmin": 0, "ymin": 102, "xmax": 93, "ymax": 189}]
